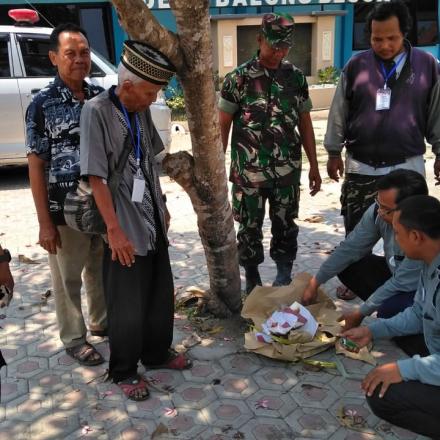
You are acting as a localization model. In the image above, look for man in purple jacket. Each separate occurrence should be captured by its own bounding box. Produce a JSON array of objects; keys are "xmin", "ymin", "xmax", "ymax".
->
[{"xmin": 325, "ymin": 1, "xmax": 440, "ymax": 237}]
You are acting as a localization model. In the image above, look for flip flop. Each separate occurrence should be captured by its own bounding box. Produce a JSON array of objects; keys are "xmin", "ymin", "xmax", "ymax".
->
[
  {"xmin": 144, "ymin": 349, "xmax": 193, "ymax": 370},
  {"xmin": 66, "ymin": 342, "xmax": 104, "ymax": 366},
  {"xmin": 117, "ymin": 376, "xmax": 149, "ymax": 401},
  {"xmin": 336, "ymin": 285, "xmax": 357, "ymax": 301}
]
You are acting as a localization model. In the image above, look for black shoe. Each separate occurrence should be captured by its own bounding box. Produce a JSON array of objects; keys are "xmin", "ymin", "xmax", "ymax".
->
[
  {"xmin": 272, "ymin": 261, "xmax": 293, "ymax": 287},
  {"xmin": 244, "ymin": 265, "xmax": 262, "ymax": 295}
]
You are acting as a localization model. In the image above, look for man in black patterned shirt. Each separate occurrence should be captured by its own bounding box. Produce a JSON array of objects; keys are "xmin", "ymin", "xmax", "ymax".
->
[{"xmin": 26, "ymin": 23, "xmax": 106, "ymax": 366}]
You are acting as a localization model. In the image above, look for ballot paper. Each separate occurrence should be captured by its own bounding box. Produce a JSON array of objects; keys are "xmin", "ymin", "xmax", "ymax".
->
[{"xmin": 256, "ymin": 301, "xmax": 318, "ymax": 344}]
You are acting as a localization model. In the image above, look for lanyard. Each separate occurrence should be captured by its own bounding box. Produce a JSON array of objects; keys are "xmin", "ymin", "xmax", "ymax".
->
[
  {"xmin": 380, "ymin": 52, "xmax": 406, "ymax": 88},
  {"xmin": 121, "ymin": 104, "xmax": 142, "ymax": 168}
]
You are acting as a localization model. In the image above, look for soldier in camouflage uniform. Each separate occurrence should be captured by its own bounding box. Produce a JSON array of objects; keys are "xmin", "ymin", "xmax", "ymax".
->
[{"xmin": 219, "ymin": 13, "xmax": 321, "ymax": 294}]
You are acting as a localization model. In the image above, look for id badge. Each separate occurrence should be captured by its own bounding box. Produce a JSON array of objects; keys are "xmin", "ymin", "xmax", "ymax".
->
[
  {"xmin": 376, "ymin": 88, "xmax": 391, "ymax": 111},
  {"xmin": 131, "ymin": 176, "xmax": 145, "ymax": 203}
]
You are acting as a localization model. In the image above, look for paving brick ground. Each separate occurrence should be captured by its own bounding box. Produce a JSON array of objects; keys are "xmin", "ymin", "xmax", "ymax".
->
[{"xmin": 0, "ymin": 113, "xmax": 436, "ymax": 439}]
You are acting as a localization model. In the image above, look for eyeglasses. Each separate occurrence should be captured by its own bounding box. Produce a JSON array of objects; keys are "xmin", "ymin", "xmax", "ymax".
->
[{"xmin": 374, "ymin": 197, "xmax": 397, "ymax": 216}]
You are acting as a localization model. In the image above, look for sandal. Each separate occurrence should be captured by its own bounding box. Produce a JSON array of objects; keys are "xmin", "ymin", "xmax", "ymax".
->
[
  {"xmin": 117, "ymin": 375, "xmax": 149, "ymax": 401},
  {"xmin": 66, "ymin": 342, "xmax": 104, "ymax": 366},
  {"xmin": 336, "ymin": 285, "xmax": 357, "ymax": 301},
  {"xmin": 144, "ymin": 349, "xmax": 193, "ymax": 370}
]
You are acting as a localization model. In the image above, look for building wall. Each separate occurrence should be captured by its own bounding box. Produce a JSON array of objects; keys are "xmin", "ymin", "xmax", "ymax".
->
[{"xmin": 3, "ymin": 0, "xmax": 439, "ymax": 73}]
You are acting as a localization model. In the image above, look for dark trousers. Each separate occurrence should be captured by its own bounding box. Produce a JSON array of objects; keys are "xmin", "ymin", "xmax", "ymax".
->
[
  {"xmin": 103, "ymin": 232, "xmax": 174, "ymax": 382},
  {"xmin": 338, "ymin": 254, "xmax": 427, "ymax": 356},
  {"xmin": 341, "ymin": 173, "xmax": 379, "ymax": 234},
  {"xmin": 367, "ymin": 381, "xmax": 440, "ymax": 439}
]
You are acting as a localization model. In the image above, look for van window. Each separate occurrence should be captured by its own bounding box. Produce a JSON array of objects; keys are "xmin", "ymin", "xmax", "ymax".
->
[
  {"xmin": 0, "ymin": 35, "xmax": 10, "ymax": 78},
  {"xmin": 17, "ymin": 33, "xmax": 56, "ymax": 77}
]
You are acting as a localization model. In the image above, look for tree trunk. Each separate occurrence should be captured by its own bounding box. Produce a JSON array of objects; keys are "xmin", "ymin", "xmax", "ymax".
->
[{"xmin": 111, "ymin": 0, "xmax": 241, "ymax": 316}]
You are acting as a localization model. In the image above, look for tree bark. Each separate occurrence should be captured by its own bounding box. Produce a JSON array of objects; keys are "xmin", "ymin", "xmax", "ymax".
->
[{"xmin": 111, "ymin": 0, "xmax": 241, "ymax": 316}]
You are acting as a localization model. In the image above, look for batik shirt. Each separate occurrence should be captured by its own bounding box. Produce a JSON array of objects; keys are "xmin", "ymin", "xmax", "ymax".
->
[
  {"xmin": 26, "ymin": 75, "xmax": 103, "ymax": 225},
  {"xmin": 219, "ymin": 54, "xmax": 312, "ymax": 188}
]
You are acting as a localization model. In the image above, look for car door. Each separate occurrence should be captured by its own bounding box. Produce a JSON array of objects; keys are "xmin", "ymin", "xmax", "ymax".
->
[
  {"xmin": 14, "ymin": 32, "xmax": 57, "ymax": 117},
  {"xmin": 0, "ymin": 33, "xmax": 26, "ymax": 160}
]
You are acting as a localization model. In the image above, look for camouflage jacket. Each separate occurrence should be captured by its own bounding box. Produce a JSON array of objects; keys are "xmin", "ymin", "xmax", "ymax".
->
[{"xmin": 219, "ymin": 54, "xmax": 312, "ymax": 188}]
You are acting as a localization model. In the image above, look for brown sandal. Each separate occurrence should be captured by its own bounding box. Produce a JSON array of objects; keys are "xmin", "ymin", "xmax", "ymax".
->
[{"xmin": 66, "ymin": 342, "xmax": 104, "ymax": 366}]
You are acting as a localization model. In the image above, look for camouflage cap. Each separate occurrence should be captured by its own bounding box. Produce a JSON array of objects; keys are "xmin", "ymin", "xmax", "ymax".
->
[{"xmin": 261, "ymin": 13, "xmax": 295, "ymax": 48}]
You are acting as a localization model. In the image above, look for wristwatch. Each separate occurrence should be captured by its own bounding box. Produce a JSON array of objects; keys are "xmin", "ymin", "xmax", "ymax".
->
[{"xmin": 0, "ymin": 249, "xmax": 11, "ymax": 263}]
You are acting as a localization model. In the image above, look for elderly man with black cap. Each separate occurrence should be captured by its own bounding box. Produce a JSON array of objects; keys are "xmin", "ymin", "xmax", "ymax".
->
[
  {"xmin": 219, "ymin": 13, "xmax": 321, "ymax": 294},
  {"xmin": 80, "ymin": 41, "xmax": 192, "ymax": 401}
]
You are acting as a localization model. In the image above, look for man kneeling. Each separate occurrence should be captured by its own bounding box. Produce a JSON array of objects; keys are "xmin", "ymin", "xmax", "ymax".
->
[
  {"xmin": 343, "ymin": 195, "xmax": 440, "ymax": 439},
  {"xmin": 301, "ymin": 170, "xmax": 428, "ymax": 355}
]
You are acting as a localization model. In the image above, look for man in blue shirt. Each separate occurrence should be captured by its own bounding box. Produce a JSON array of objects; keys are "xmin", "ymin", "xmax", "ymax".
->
[
  {"xmin": 26, "ymin": 24, "xmax": 106, "ymax": 366},
  {"xmin": 342, "ymin": 195, "xmax": 440, "ymax": 438}
]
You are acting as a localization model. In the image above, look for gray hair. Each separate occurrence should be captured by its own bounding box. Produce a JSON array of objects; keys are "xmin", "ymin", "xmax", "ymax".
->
[{"xmin": 117, "ymin": 63, "xmax": 145, "ymax": 85}]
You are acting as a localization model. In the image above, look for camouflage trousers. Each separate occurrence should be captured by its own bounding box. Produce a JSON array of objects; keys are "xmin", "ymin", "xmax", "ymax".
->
[
  {"xmin": 341, "ymin": 173, "xmax": 380, "ymax": 234},
  {"xmin": 232, "ymin": 184, "xmax": 300, "ymax": 267}
]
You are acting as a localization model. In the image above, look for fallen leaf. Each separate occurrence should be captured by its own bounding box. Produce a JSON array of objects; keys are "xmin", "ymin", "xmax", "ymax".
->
[
  {"xmin": 41, "ymin": 290, "xmax": 51, "ymax": 299},
  {"xmin": 151, "ymin": 423, "xmax": 171, "ymax": 439},
  {"xmin": 303, "ymin": 215, "xmax": 323, "ymax": 223},
  {"xmin": 181, "ymin": 333, "xmax": 202, "ymax": 348},
  {"xmin": 206, "ymin": 326, "xmax": 224, "ymax": 335},
  {"xmin": 164, "ymin": 407, "xmax": 177, "ymax": 417},
  {"xmin": 81, "ymin": 425, "xmax": 92, "ymax": 435},
  {"xmin": 255, "ymin": 399, "xmax": 270, "ymax": 409},
  {"xmin": 18, "ymin": 255, "xmax": 39, "ymax": 264}
]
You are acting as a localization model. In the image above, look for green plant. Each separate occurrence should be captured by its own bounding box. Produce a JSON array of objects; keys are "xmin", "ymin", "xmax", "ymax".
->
[
  {"xmin": 166, "ymin": 87, "xmax": 186, "ymax": 120},
  {"xmin": 317, "ymin": 66, "xmax": 340, "ymax": 85}
]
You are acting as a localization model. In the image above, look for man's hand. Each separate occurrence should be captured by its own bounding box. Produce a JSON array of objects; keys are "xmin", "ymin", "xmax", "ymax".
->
[
  {"xmin": 434, "ymin": 157, "xmax": 440, "ymax": 186},
  {"xmin": 38, "ymin": 221, "xmax": 61, "ymax": 254},
  {"xmin": 0, "ymin": 262, "xmax": 14, "ymax": 293},
  {"xmin": 107, "ymin": 226, "xmax": 136, "ymax": 267},
  {"xmin": 327, "ymin": 156, "xmax": 344, "ymax": 182},
  {"xmin": 341, "ymin": 325, "xmax": 372, "ymax": 349},
  {"xmin": 308, "ymin": 166, "xmax": 322, "ymax": 196},
  {"xmin": 339, "ymin": 309, "xmax": 364, "ymax": 331},
  {"xmin": 301, "ymin": 277, "xmax": 320, "ymax": 305},
  {"xmin": 362, "ymin": 362, "xmax": 403, "ymax": 398}
]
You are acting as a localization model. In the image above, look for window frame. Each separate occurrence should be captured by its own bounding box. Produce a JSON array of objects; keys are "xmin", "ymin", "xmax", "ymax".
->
[{"xmin": 0, "ymin": 33, "xmax": 12, "ymax": 78}]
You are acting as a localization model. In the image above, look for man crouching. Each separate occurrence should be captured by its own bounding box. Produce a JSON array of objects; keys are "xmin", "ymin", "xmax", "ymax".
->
[{"xmin": 80, "ymin": 41, "xmax": 191, "ymax": 401}]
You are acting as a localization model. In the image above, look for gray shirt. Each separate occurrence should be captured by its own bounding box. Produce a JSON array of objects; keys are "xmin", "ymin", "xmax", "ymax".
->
[
  {"xmin": 369, "ymin": 253, "xmax": 440, "ymax": 386},
  {"xmin": 80, "ymin": 90, "xmax": 167, "ymax": 256},
  {"xmin": 315, "ymin": 204, "xmax": 423, "ymax": 315}
]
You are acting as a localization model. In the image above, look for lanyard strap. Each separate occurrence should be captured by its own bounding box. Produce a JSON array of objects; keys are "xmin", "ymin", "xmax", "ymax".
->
[
  {"xmin": 380, "ymin": 51, "xmax": 406, "ymax": 87},
  {"xmin": 121, "ymin": 105, "xmax": 142, "ymax": 166}
]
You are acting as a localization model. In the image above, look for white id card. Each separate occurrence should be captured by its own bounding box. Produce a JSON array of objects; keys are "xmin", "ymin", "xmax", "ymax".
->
[
  {"xmin": 376, "ymin": 88, "xmax": 391, "ymax": 111},
  {"xmin": 131, "ymin": 176, "xmax": 145, "ymax": 203}
]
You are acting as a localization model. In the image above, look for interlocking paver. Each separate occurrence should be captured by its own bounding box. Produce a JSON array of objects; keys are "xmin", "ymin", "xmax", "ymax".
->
[
  {"xmin": 214, "ymin": 373, "xmax": 259, "ymax": 399},
  {"xmin": 182, "ymin": 360, "xmax": 224, "ymax": 383},
  {"xmin": 245, "ymin": 389, "xmax": 298, "ymax": 418},
  {"xmin": 0, "ymin": 129, "xmax": 436, "ymax": 439},
  {"xmin": 290, "ymin": 381, "xmax": 339, "ymax": 409},
  {"xmin": 201, "ymin": 398, "xmax": 253, "ymax": 429},
  {"xmin": 239, "ymin": 417, "xmax": 295, "ymax": 440},
  {"xmin": 173, "ymin": 383, "xmax": 217, "ymax": 409},
  {"xmin": 219, "ymin": 353, "xmax": 263, "ymax": 375},
  {"xmin": 253, "ymin": 365, "xmax": 298, "ymax": 391},
  {"xmin": 285, "ymin": 407, "xmax": 340, "ymax": 438}
]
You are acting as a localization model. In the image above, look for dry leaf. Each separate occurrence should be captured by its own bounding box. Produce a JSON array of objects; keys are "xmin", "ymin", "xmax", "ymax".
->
[
  {"xmin": 18, "ymin": 254, "xmax": 39, "ymax": 264},
  {"xmin": 303, "ymin": 215, "xmax": 323, "ymax": 223},
  {"xmin": 181, "ymin": 333, "xmax": 202, "ymax": 348},
  {"xmin": 206, "ymin": 326, "xmax": 224, "ymax": 335},
  {"xmin": 151, "ymin": 423, "xmax": 171, "ymax": 439}
]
